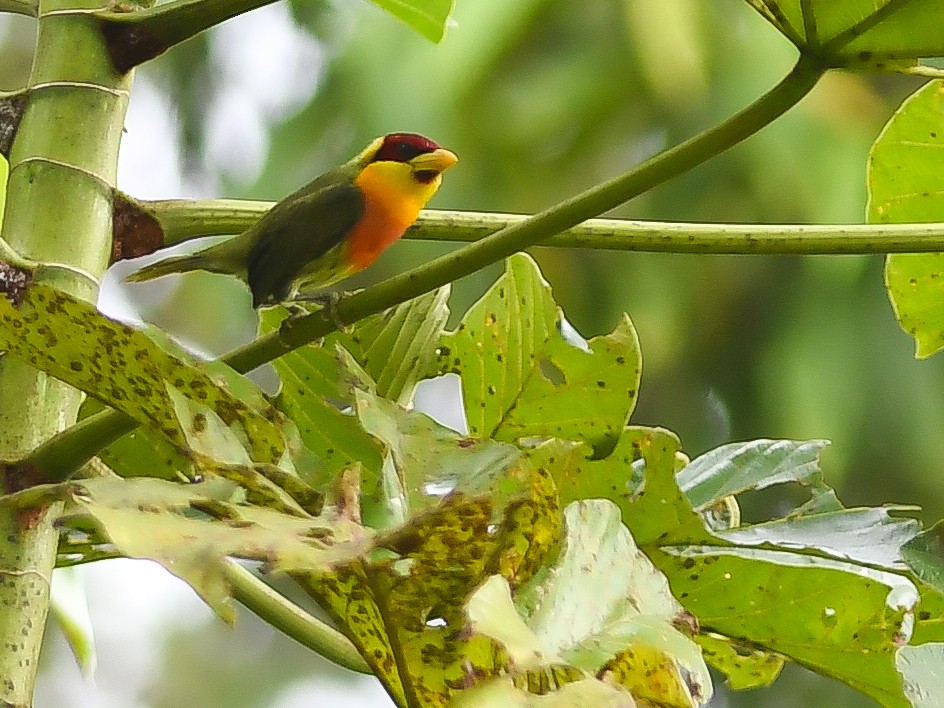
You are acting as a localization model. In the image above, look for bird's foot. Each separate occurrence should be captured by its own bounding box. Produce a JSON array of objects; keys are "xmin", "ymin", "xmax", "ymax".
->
[{"xmin": 288, "ymin": 291, "xmax": 351, "ymax": 333}]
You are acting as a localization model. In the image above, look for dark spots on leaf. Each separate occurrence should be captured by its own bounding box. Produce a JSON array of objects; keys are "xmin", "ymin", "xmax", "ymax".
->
[
  {"xmin": 487, "ymin": 385, "xmax": 496, "ymax": 395},
  {"xmin": 919, "ymin": 610, "xmax": 932, "ymax": 620},
  {"xmin": 615, "ymin": 356, "xmax": 625, "ymax": 364},
  {"xmin": 69, "ymin": 361, "xmax": 83, "ymax": 372},
  {"xmin": 596, "ymin": 380, "xmax": 605, "ymax": 388}
]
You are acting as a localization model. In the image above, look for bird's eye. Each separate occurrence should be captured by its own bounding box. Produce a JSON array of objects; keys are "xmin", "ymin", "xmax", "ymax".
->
[{"xmin": 392, "ymin": 141, "xmax": 423, "ymax": 161}]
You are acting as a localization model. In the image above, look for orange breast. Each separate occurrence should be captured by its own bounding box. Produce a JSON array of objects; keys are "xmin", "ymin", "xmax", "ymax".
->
[{"xmin": 348, "ymin": 164, "xmax": 423, "ymax": 270}]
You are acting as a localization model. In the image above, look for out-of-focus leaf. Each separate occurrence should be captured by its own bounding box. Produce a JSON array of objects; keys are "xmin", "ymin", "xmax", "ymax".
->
[
  {"xmin": 868, "ymin": 80, "xmax": 944, "ymax": 357},
  {"xmin": 436, "ymin": 254, "xmax": 641, "ymax": 456},
  {"xmin": 897, "ymin": 642, "xmax": 944, "ymax": 706},
  {"xmin": 51, "ymin": 475, "xmax": 371, "ymax": 622},
  {"xmin": 50, "ymin": 567, "xmax": 97, "ymax": 677},
  {"xmin": 468, "ymin": 500, "xmax": 713, "ymax": 706},
  {"xmin": 369, "ymin": 0, "xmax": 454, "ymax": 43},
  {"xmin": 677, "ymin": 438, "xmax": 830, "ymax": 509},
  {"xmin": 746, "ymin": 1, "xmax": 944, "ymax": 64},
  {"xmin": 0, "ymin": 281, "xmax": 283, "ymax": 462}
]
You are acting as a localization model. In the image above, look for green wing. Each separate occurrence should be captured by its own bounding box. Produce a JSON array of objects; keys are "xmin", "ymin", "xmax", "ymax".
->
[{"xmin": 247, "ymin": 179, "xmax": 365, "ymax": 307}]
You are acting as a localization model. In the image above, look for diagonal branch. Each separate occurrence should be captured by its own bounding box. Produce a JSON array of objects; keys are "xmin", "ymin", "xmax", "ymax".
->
[
  {"xmin": 28, "ymin": 56, "xmax": 825, "ymax": 481},
  {"xmin": 98, "ymin": 0, "xmax": 277, "ymax": 73}
]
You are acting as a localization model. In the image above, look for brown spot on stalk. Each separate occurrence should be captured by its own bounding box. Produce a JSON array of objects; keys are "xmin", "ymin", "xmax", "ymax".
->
[{"xmin": 111, "ymin": 192, "xmax": 164, "ymax": 263}]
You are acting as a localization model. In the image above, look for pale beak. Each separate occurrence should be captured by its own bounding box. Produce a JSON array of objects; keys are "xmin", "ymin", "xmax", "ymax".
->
[{"xmin": 410, "ymin": 148, "xmax": 459, "ymax": 177}]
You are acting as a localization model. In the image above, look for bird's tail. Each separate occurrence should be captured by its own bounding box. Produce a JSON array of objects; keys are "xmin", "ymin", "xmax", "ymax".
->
[{"xmin": 124, "ymin": 247, "xmax": 242, "ymax": 284}]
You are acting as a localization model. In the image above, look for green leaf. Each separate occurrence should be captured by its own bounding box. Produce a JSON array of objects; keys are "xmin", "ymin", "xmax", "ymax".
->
[
  {"xmin": 369, "ymin": 0, "xmax": 454, "ymax": 43},
  {"xmin": 259, "ymin": 290, "xmax": 449, "ymax": 484},
  {"xmin": 354, "ymin": 389, "xmax": 527, "ymax": 526},
  {"xmin": 436, "ymin": 254, "xmax": 641, "ymax": 455},
  {"xmin": 0, "ymin": 281, "xmax": 284, "ymax": 462},
  {"xmin": 693, "ymin": 633, "xmax": 783, "ymax": 690},
  {"xmin": 50, "ymin": 567, "xmax": 97, "ymax": 676},
  {"xmin": 678, "ymin": 438, "xmax": 830, "ymax": 510},
  {"xmin": 720, "ymin": 506, "xmax": 919, "ymax": 569},
  {"xmin": 52, "ymin": 475, "xmax": 371, "ymax": 622},
  {"xmin": 746, "ymin": 1, "xmax": 944, "ymax": 64},
  {"xmin": 467, "ymin": 500, "xmax": 713, "ymax": 706},
  {"xmin": 652, "ymin": 546, "xmax": 917, "ymax": 707},
  {"xmin": 300, "ymin": 494, "xmax": 501, "ymax": 707},
  {"xmin": 868, "ymin": 80, "xmax": 944, "ymax": 357},
  {"xmin": 902, "ymin": 520, "xmax": 944, "ymax": 592},
  {"xmin": 451, "ymin": 677, "xmax": 640, "ymax": 707},
  {"xmin": 529, "ymin": 427, "xmax": 711, "ymax": 546},
  {"xmin": 897, "ymin": 643, "xmax": 944, "ymax": 706}
]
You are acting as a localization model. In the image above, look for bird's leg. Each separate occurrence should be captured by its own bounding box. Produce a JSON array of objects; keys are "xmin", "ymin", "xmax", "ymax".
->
[{"xmin": 287, "ymin": 290, "xmax": 350, "ymax": 332}]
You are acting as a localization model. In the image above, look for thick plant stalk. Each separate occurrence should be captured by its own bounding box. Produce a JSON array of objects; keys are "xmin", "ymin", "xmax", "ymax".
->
[{"xmin": 0, "ymin": 1, "xmax": 130, "ymax": 703}]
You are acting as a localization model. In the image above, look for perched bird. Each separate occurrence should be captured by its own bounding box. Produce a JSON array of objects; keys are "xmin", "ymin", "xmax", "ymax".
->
[{"xmin": 126, "ymin": 133, "xmax": 458, "ymax": 308}]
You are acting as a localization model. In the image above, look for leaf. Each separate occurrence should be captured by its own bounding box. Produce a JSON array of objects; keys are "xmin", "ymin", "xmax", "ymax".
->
[
  {"xmin": 651, "ymin": 546, "xmax": 917, "ymax": 707},
  {"xmin": 53, "ymin": 475, "xmax": 371, "ymax": 622},
  {"xmin": 720, "ymin": 506, "xmax": 919, "ymax": 569},
  {"xmin": 451, "ymin": 677, "xmax": 640, "ymax": 707},
  {"xmin": 300, "ymin": 494, "xmax": 502, "ymax": 707},
  {"xmin": 746, "ymin": 1, "xmax": 944, "ymax": 65},
  {"xmin": 677, "ymin": 439, "xmax": 831, "ymax": 510},
  {"xmin": 436, "ymin": 254, "xmax": 641, "ymax": 456},
  {"xmin": 902, "ymin": 520, "xmax": 944, "ymax": 592},
  {"xmin": 354, "ymin": 389, "xmax": 527, "ymax": 523},
  {"xmin": 528, "ymin": 427, "xmax": 712, "ymax": 547},
  {"xmin": 467, "ymin": 500, "xmax": 713, "ymax": 707},
  {"xmin": 50, "ymin": 567, "xmax": 97, "ymax": 676},
  {"xmin": 896, "ymin": 643, "xmax": 944, "ymax": 706},
  {"xmin": 0, "ymin": 282, "xmax": 284, "ymax": 462},
  {"xmin": 259, "ymin": 290, "xmax": 449, "ymax": 484},
  {"xmin": 693, "ymin": 633, "xmax": 783, "ymax": 690},
  {"xmin": 369, "ymin": 0, "xmax": 454, "ymax": 43},
  {"xmin": 868, "ymin": 81, "xmax": 944, "ymax": 357}
]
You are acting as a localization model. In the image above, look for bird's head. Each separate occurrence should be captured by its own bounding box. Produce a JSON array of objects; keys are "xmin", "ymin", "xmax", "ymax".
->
[{"xmin": 352, "ymin": 133, "xmax": 458, "ymax": 212}]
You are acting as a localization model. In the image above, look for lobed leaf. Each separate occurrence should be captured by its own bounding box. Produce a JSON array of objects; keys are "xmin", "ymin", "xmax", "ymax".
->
[
  {"xmin": 0, "ymin": 281, "xmax": 284, "ymax": 462},
  {"xmin": 435, "ymin": 254, "xmax": 641, "ymax": 456},
  {"xmin": 868, "ymin": 80, "xmax": 944, "ymax": 357}
]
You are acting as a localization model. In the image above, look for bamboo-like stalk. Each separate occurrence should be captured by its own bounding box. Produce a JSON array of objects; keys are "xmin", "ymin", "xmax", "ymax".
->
[{"xmin": 0, "ymin": 1, "xmax": 130, "ymax": 702}]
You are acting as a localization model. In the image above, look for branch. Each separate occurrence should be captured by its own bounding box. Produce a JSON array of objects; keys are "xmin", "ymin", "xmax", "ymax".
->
[
  {"xmin": 145, "ymin": 201, "xmax": 944, "ymax": 255},
  {"xmin": 98, "ymin": 0, "xmax": 277, "ymax": 72},
  {"xmin": 225, "ymin": 562, "xmax": 369, "ymax": 674},
  {"xmin": 30, "ymin": 56, "xmax": 825, "ymax": 479},
  {"xmin": 0, "ymin": 0, "xmax": 34, "ymax": 16}
]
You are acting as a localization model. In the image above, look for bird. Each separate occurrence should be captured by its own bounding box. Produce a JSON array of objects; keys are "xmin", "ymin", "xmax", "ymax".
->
[{"xmin": 125, "ymin": 133, "xmax": 458, "ymax": 308}]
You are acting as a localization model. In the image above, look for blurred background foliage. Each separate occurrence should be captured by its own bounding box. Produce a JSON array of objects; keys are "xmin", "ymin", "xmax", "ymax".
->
[{"xmin": 0, "ymin": 0, "xmax": 939, "ymax": 705}]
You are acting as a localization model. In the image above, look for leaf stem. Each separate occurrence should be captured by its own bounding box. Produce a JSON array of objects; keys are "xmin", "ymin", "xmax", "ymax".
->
[
  {"xmin": 0, "ymin": 0, "xmax": 34, "ymax": 16},
  {"xmin": 224, "ymin": 562, "xmax": 369, "ymax": 674},
  {"xmin": 147, "ymin": 202, "xmax": 944, "ymax": 255}
]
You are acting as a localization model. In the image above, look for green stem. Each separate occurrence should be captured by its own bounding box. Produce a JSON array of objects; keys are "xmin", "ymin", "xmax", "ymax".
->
[
  {"xmin": 0, "ymin": 0, "xmax": 35, "ymax": 16},
  {"xmin": 147, "ymin": 202, "xmax": 944, "ymax": 255},
  {"xmin": 225, "ymin": 562, "xmax": 369, "ymax": 674},
  {"xmin": 32, "ymin": 56, "xmax": 824, "ymax": 480},
  {"xmin": 98, "ymin": 0, "xmax": 279, "ymax": 71}
]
